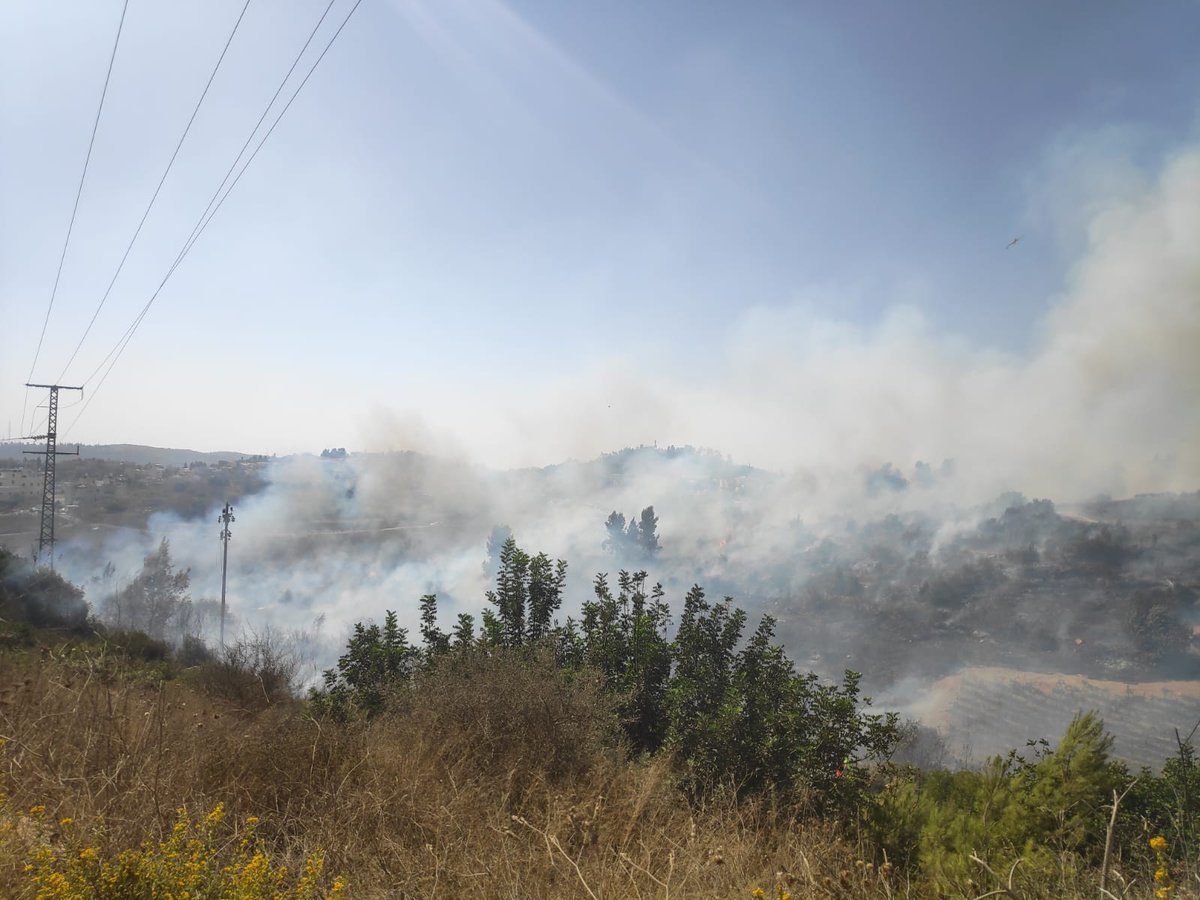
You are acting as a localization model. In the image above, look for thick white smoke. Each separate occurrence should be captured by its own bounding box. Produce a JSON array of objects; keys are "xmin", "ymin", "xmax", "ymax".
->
[
  {"xmin": 47, "ymin": 141, "xmax": 1200, "ymax": 689},
  {"xmin": 451, "ymin": 146, "xmax": 1199, "ymax": 502}
]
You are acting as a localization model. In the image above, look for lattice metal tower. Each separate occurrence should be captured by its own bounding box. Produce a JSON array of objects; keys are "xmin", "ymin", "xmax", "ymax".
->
[{"xmin": 23, "ymin": 383, "xmax": 82, "ymax": 569}]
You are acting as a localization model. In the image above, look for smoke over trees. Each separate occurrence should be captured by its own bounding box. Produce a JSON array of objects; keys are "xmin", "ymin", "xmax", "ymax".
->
[
  {"xmin": 313, "ymin": 534, "xmax": 901, "ymax": 807},
  {"xmin": 604, "ymin": 505, "xmax": 660, "ymax": 561},
  {"xmin": 101, "ymin": 538, "xmax": 213, "ymax": 646},
  {"xmin": 0, "ymin": 547, "xmax": 87, "ymax": 632}
]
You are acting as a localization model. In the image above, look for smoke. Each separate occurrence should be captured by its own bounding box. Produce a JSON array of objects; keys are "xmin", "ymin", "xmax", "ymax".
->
[
  {"xmin": 36, "ymin": 140, "xmax": 1199, "ymax": 759},
  {"xmin": 450, "ymin": 144, "xmax": 1200, "ymax": 502}
]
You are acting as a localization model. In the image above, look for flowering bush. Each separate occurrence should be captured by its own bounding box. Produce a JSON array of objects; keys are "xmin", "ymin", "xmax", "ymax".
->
[{"xmin": 5, "ymin": 792, "xmax": 343, "ymax": 899}]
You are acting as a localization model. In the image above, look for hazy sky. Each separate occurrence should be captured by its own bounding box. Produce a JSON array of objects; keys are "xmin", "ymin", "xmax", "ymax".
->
[{"xmin": 2, "ymin": 1, "xmax": 1198, "ymax": 493}]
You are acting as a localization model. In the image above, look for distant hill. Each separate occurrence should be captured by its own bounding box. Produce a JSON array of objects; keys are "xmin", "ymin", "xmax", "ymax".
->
[{"xmin": 0, "ymin": 443, "xmax": 254, "ymax": 467}]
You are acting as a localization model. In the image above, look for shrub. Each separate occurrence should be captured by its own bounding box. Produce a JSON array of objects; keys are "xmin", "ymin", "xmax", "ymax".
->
[
  {"xmin": 187, "ymin": 629, "xmax": 300, "ymax": 711},
  {"xmin": 12, "ymin": 800, "xmax": 343, "ymax": 899}
]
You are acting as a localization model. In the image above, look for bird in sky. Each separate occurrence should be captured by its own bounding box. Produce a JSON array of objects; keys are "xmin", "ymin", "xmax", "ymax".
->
[{"xmin": 1006, "ymin": 236, "xmax": 1022, "ymax": 249}]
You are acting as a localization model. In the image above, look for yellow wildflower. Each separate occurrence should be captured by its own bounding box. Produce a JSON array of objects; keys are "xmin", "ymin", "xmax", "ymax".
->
[
  {"xmin": 752, "ymin": 889, "xmax": 765, "ymax": 899},
  {"xmin": 1150, "ymin": 835, "xmax": 1168, "ymax": 851},
  {"xmin": 245, "ymin": 815, "xmax": 260, "ymax": 827},
  {"xmin": 59, "ymin": 817, "xmax": 73, "ymax": 827},
  {"xmin": 1156, "ymin": 888, "xmax": 1172, "ymax": 899},
  {"xmin": 1155, "ymin": 866, "xmax": 1169, "ymax": 882},
  {"xmin": 80, "ymin": 847, "xmax": 98, "ymax": 861},
  {"xmin": 28, "ymin": 804, "xmax": 45, "ymax": 815}
]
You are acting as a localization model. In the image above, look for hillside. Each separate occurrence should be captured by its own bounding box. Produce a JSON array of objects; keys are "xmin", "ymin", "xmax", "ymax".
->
[
  {"xmin": 0, "ymin": 546, "xmax": 1197, "ymax": 899},
  {"xmin": 0, "ymin": 442, "xmax": 256, "ymax": 466},
  {"xmin": 1, "ymin": 444, "xmax": 1197, "ymax": 776}
]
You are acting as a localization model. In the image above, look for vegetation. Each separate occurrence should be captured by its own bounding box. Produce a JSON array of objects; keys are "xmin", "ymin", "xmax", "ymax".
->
[{"xmin": 0, "ymin": 534, "xmax": 1196, "ymax": 898}]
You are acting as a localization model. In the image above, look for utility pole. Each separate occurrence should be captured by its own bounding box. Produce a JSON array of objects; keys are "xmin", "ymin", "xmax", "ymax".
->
[
  {"xmin": 23, "ymin": 383, "xmax": 82, "ymax": 570},
  {"xmin": 218, "ymin": 502, "xmax": 234, "ymax": 648}
]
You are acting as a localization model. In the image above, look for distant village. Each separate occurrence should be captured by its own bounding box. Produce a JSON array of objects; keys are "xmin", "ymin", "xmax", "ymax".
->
[{"xmin": 0, "ymin": 452, "xmax": 270, "ymax": 546}]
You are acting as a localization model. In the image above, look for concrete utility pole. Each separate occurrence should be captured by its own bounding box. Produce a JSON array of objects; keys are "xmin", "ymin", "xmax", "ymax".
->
[
  {"xmin": 218, "ymin": 502, "xmax": 235, "ymax": 648},
  {"xmin": 23, "ymin": 383, "xmax": 83, "ymax": 570}
]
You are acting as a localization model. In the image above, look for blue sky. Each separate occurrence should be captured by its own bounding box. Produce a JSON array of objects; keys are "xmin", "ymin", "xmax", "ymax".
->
[{"xmin": 1, "ymin": 0, "xmax": 1198, "ymax": 493}]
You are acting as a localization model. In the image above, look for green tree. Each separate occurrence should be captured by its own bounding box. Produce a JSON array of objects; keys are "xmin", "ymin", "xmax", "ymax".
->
[
  {"xmin": 1005, "ymin": 711, "xmax": 1122, "ymax": 859},
  {"xmin": 664, "ymin": 585, "xmax": 899, "ymax": 805},
  {"xmin": 419, "ymin": 593, "xmax": 450, "ymax": 659},
  {"xmin": 527, "ymin": 552, "xmax": 567, "ymax": 640},
  {"xmin": 577, "ymin": 571, "xmax": 672, "ymax": 752},
  {"xmin": 486, "ymin": 537, "xmax": 529, "ymax": 646},
  {"xmin": 451, "ymin": 612, "xmax": 476, "ymax": 651},
  {"xmin": 0, "ymin": 546, "xmax": 87, "ymax": 632},
  {"xmin": 484, "ymin": 536, "xmax": 566, "ymax": 647},
  {"xmin": 316, "ymin": 610, "xmax": 417, "ymax": 717},
  {"xmin": 664, "ymin": 585, "xmax": 746, "ymax": 787}
]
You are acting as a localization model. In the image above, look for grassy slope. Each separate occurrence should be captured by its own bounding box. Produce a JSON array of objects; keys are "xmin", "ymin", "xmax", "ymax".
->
[
  {"xmin": 2, "ymin": 636, "xmax": 1195, "ymax": 898},
  {"xmin": 0, "ymin": 641, "xmax": 890, "ymax": 899}
]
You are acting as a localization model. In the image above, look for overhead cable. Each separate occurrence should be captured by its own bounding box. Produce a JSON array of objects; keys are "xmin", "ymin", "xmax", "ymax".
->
[
  {"xmin": 56, "ymin": 0, "xmax": 255, "ymax": 385},
  {"xmin": 64, "ymin": 0, "xmax": 364, "ymax": 436},
  {"xmin": 22, "ymin": 0, "xmax": 130, "ymax": 433}
]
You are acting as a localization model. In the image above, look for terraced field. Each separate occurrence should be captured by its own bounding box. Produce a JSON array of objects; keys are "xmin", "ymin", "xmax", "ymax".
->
[{"xmin": 920, "ymin": 666, "xmax": 1200, "ymax": 770}]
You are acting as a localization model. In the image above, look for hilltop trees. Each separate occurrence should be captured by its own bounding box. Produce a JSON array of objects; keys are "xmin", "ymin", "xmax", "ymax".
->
[{"xmin": 604, "ymin": 505, "xmax": 660, "ymax": 560}]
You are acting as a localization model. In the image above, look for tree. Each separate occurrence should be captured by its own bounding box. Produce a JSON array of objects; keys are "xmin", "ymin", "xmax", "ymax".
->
[
  {"xmin": 452, "ymin": 613, "xmax": 476, "ymax": 651},
  {"xmin": 637, "ymin": 506, "xmax": 660, "ymax": 558},
  {"xmin": 483, "ymin": 524, "xmax": 513, "ymax": 580},
  {"xmin": 108, "ymin": 538, "xmax": 191, "ymax": 643},
  {"xmin": 419, "ymin": 593, "xmax": 450, "ymax": 659},
  {"xmin": 664, "ymin": 585, "xmax": 746, "ymax": 786},
  {"xmin": 603, "ymin": 512, "xmax": 627, "ymax": 555},
  {"xmin": 1005, "ymin": 711, "xmax": 1121, "ymax": 857},
  {"xmin": 316, "ymin": 610, "xmax": 418, "ymax": 717},
  {"xmin": 484, "ymin": 536, "xmax": 566, "ymax": 647},
  {"xmin": 577, "ymin": 570, "xmax": 672, "ymax": 752},
  {"xmin": 486, "ymin": 537, "xmax": 529, "ymax": 647},
  {"xmin": 664, "ymin": 584, "xmax": 899, "ymax": 804},
  {"xmin": 527, "ymin": 552, "xmax": 567, "ymax": 641},
  {"xmin": 0, "ymin": 546, "xmax": 87, "ymax": 631},
  {"xmin": 603, "ymin": 507, "xmax": 661, "ymax": 561}
]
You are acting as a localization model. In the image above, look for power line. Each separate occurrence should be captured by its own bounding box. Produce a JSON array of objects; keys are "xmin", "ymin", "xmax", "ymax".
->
[
  {"xmin": 64, "ymin": 0, "xmax": 364, "ymax": 436},
  {"xmin": 172, "ymin": 0, "xmax": 342, "ymax": 275},
  {"xmin": 56, "ymin": 0, "xmax": 255, "ymax": 385},
  {"xmin": 67, "ymin": 0, "xmax": 348, "ymax": 397},
  {"xmin": 175, "ymin": 0, "xmax": 365, "ymax": 268},
  {"xmin": 22, "ymin": 0, "xmax": 130, "ymax": 434}
]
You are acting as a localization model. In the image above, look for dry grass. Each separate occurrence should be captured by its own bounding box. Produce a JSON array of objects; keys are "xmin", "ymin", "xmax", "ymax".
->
[
  {"xmin": 0, "ymin": 644, "xmax": 1193, "ymax": 898},
  {"xmin": 0, "ymin": 644, "xmax": 903, "ymax": 898}
]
